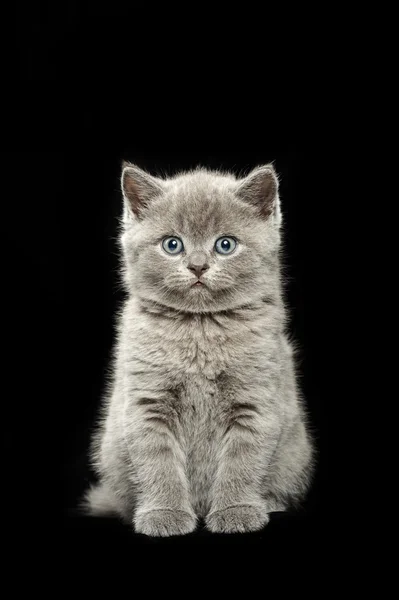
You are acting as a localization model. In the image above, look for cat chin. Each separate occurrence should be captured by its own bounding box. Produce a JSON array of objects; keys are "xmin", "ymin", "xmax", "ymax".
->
[
  {"xmin": 138, "ymin": 284, "xmax": 252, "ymax": 314},
  {"xmin": 146, "ymin": 296, "xmax": 246, "ymax": 315},
  {"xmin": 189, "ymin": 284, "xmax": 207, "ymax": 291}
]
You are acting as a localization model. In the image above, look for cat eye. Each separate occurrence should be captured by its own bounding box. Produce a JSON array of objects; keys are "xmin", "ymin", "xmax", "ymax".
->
[
  {"xmin": 215, "ymin": 237, "xmax": 237, "ymax": 255},
  {"xmin": 162, "ymin": 236, "xmax": 184, "ymax": 255}
]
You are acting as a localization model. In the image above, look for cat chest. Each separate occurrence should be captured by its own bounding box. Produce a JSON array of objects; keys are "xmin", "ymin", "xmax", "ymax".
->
[
  {"xmin": 179, "ymin": 376, "xmax": 222, "ymax": 457},
  {"xmin": 179, "ymin": 374, "xmax": 221, "ymax": 421},
  {"xmin": 128, "ymin": 315, "xmax": 268, "ymax": 399},
  {"xmin": 134, "ymin": 321, "xmax": 249, "ymax": 379}
]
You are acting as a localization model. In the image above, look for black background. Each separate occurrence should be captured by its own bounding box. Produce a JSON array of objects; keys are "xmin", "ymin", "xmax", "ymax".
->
[{"xmin": 10, "ymin": 4, "xmax": 334, "ymax": 570}]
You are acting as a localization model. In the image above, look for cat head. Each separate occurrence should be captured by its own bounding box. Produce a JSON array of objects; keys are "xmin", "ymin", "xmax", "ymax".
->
[{"xmin": 120, "ymin": 163, "xmax": 282, "ymax": 313}]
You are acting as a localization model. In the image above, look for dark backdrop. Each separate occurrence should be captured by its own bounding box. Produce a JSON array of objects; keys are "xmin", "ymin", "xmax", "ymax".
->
[
  {"xmin": 7, "ymin": 147, "xmax": 327, "ymax": 560},
  {"xmin": 12, "ymin": 5, "xmax": 331, "ymax": 568}
]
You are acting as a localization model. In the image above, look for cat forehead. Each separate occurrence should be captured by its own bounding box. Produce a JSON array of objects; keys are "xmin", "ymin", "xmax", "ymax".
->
[
  {"xmin": 151, "ymin": 187, "xmax": 255, "ymax": 236},
  {"xmin": 166, "ymin": 169, "xmax": 237, "ymax": 190},
  {"xmin": 163, "ymin": 171, "xmax": 235, "ymax": 206}
]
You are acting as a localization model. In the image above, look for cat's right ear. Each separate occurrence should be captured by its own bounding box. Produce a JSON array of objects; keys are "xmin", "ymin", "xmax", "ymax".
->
[{"xmin": 121, "ymin": 162, "xmax": 164, "ymax": 221}]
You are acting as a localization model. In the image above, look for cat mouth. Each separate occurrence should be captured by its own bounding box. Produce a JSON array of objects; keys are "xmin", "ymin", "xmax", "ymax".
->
[{"xmin": 192, "ymin": 281, "xmax": 205, "ymax": 287}]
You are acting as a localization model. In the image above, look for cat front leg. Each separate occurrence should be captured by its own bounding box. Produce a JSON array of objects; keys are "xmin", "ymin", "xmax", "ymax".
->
[
  {"xmin": 124, "ymin": 396, "xmax": 196, "ymax": 537},
  {"xmin": 206, "ymin": 401, "xmax": 280, "ymax": 534}
]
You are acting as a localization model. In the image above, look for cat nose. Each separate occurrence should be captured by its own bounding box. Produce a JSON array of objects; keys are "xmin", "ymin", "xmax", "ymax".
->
[{"xmin": 187, "ymin": 256, "xmax": 209, "ymax": 279}]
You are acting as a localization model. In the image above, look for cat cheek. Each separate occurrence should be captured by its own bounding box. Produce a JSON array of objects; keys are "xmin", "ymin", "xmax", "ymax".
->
[
  {"xmin": 162, "ymin": 273, "xmax": 186, "ymax": 290},
  {"xmin": 140, "ymin": 269, "xmax": 164, "ymax": 288}
]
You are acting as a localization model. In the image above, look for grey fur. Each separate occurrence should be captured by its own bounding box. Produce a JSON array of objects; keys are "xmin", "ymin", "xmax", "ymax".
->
[{"xmin": 83, "ymin": 163, "xmax": 314, "ymax": 536}]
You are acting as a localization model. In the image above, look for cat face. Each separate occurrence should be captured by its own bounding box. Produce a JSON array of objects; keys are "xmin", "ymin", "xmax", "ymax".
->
[{"xmin": 120, "ymin": 165, "xmax": 281, "ymax": 313}]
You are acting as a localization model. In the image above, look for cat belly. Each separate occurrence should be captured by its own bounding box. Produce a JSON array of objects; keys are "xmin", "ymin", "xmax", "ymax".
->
[{"xmin": 180, "ymin": 375, "xmax": 223, "ymax": 518}]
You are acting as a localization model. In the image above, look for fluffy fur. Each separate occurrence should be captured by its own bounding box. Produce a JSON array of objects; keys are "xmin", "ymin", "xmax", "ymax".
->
[{"xmin": 83, "ymin": 163, "xmax": 314, "ymax": 536}]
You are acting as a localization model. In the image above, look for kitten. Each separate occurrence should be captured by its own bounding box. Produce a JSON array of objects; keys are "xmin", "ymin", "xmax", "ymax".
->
[{"xmin": 83, "ymin": 162, "xmax": 314, "ymax": 536}]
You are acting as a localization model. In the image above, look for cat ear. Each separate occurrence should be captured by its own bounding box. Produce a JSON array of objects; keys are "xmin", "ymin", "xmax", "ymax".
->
[
  {"xmin": 236, "ymin": 165, "xmax": 281, "ymax": 225},
  {"xmin": 121, "ymin": 161, "xmax": 164, "ymax": 220}
]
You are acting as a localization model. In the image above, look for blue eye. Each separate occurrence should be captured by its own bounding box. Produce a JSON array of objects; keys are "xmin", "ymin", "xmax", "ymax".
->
[
  {"xmin": 215, "ymin": 237, "xmax": 237, "ymax": 255},
  {"xmin": 162, "ymin": 237, "xmax": 184, "ymax": 255}
]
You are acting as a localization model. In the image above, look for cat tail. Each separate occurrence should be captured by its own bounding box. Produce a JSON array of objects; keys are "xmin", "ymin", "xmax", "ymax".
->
[{"xmin": 80, "ymin": 482, "xmax": 123, "ymax": 518}]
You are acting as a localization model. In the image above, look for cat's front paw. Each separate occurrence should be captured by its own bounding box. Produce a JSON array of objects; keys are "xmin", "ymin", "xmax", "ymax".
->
[
  {"xmin": 134, "ymin": 509, "xmax": 197, "ymax": 537},
  {"xmin": 206, "ymin": 504, "xmax": 269, "ymax": 534}
]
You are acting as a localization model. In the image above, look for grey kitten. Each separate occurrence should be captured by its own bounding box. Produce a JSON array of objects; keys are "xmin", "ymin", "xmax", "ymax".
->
[{"xmin": 84, "ymin": 162, "xmax": 314, "ymax": 536}]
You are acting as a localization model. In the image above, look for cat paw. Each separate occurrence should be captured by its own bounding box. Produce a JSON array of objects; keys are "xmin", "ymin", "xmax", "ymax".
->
[
  {"xmin": 205, "ymin": 504, "xmax": 270, "ymax": 534},
  {"xmin": 134, "ymin": 509, "xmax": 197, "ymax": 537}
]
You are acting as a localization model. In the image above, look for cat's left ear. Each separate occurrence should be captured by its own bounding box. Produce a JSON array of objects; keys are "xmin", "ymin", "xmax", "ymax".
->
[{"xmin": 236, "ymin": 165, "xmax": 281, "ymax": 226}]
